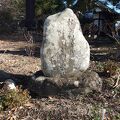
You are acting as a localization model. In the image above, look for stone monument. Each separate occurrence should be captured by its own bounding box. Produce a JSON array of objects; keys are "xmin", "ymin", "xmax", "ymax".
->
[{"xmin": 40, "ymin": 8, "xmax": 90, "ymax": 78}]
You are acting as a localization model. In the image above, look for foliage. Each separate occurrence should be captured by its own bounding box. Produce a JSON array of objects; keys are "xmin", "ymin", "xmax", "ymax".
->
[
  {"xmin": 35, "ymin": 0, "xmax": 62, "ymax": 16},
  {"xmin": 35, "ymin": 0, "xmax": 96, "ymax": 16},
  {"xmin": 0, "ymin": 87, "xmax": 30, "ymax": 111},
  {"xmin": 90, "ymin": 105, "xmax": 101, "ymax": 120},
  {"xmin": 0, "ymin": 0, "xmax": 25, "ymax": 33},
  {"xmin": 10, "ymin": 0, "xmax": 25, "ymax": 19},
  {"xmin": 103, "ymin": 60, "xmax": 119, "ymax": 77},
  {"xmin": 1, "ymin": 0, "xmax": 120, "ymax": 19},
  {"xmin": 0, "ymin": 10, "xmax": 14, "ymax": 33},
  {"xmin": 0, "ymin": 11, "xmax": 13, "ymax": 22},
  {"xmin": 0, "ymin": 0, "xmax": 12, "ymax": 21},
  {"xmin": 0, "ymin": 0, "xmax": 25, "ymax": 20}
]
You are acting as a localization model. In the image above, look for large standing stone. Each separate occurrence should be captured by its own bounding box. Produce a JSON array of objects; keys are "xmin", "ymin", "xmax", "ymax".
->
[{"xmin": 41, "ymin": 8, "xmax": 90, "ymax": 77}]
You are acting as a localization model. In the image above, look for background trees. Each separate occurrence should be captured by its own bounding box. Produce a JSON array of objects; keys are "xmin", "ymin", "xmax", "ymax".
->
[
  {"xmin": 35, "ymin": 0, "xmax": 62, "ymax": 16},
  {"xmin": 0, "ymin": 0, "xmax": 120, "ymax": 33},
  {"xmin": 1, "ymin": 0, "xmax": 119, "ymax": 21},
  {"xmin": 0, "ymin": 0, "xmax": 25, "ymax": 19}
]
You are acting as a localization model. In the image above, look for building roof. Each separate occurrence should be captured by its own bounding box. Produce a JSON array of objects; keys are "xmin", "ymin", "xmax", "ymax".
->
[{"xmin": 96, "ymin": 0, "xmax": 120, "ymax": 14}]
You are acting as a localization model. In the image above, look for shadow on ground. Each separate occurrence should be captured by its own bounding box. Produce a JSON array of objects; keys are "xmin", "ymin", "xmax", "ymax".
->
[
  {"xmin": 0, "ymin": 33, "xmax": 42, "ymax": 57},
  {"xmin": 0, "ymin": 47, "xmax": 41, "ymax": 57},
  {"xmin": 0, "ymin": 70, "xmax": 30, "ymax": 89},
  {"xmin": 88, "ymin": 36, "xmax": 118, "ymax": 61}
]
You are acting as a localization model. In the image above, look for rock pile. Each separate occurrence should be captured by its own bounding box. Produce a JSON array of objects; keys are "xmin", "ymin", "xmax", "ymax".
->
[{"xmin": 29, "ymin": 8, "xmax": 102, "ymax": 97}]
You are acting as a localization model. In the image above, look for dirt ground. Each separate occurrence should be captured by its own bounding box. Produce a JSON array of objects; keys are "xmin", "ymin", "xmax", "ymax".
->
[
  {"xmin": 0, "ymin": 33, "xmax": 120, "ymax": 120},
  {"xmin": 0, "ymin": 33, "xmax": 41, "ymax": 75}
]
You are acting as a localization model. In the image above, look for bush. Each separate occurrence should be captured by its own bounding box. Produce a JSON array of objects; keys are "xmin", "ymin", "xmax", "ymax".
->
[
  {"xmin": 0, "ymin": 0, "xmax": 25, "ymax": 33},
  {"xmin": 0, "ymin": 87, "xmax": 30, "ymax": 111},
  {"xmin": 35, "ymin": 0, "xmax": 62, "ymax": 16}
]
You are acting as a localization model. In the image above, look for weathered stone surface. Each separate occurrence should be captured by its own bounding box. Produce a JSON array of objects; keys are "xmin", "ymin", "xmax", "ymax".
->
[
  {"xmin": 79, "ymin": 70, "xmax": 102, "ymax": 93},
  {"xmin": 28, "ymin": 76, "xmax": 60, "ymax": 97},
  {"xmin": 41, "ymin": 8, "xmax": 90, "ymax": 77},
  {"xmin": 28, "ymin": 70, "xmax": 102, "ymax": 97},
  {"xmin": 4, "ymin": 79, "xmax": 16, "ymax": 90}
]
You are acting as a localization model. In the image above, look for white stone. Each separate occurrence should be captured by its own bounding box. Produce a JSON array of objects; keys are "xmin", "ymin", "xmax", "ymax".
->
[
  {"xmin": 74, "ymin": 81, "xmax": 79, "ymax": 87},
  {"xmin": 5, "ymin": 79, "xmax": 16, "ymax": 90},
  {"xmin": 41, "ymin": 8, "xmax": 90, "ymax": 77}
]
